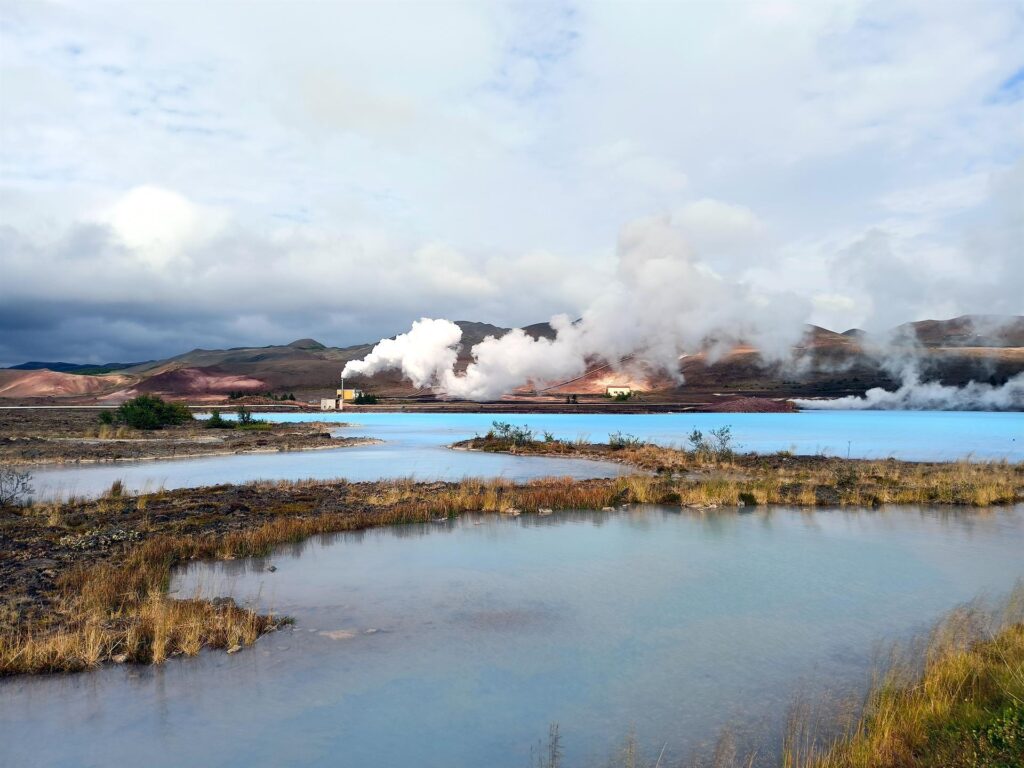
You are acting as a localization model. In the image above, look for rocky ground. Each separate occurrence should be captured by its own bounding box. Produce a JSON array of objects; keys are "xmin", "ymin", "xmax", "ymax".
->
[{"xmin": 0, "ymin": 408, "xmax": 370, "ymax": 464}]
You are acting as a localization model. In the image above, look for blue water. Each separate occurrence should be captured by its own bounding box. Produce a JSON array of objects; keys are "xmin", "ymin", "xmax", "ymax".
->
[
  {"xmin": 28, "ymin": 410, "xmax": 1024, "ymax": 500},
  {"xmin": 268, "ymin": 410, "xmax": 1024, "ymax": 460},
  {"xmin": 3, "ymin": 504, "xmax": 1023, "ymax": 767}
]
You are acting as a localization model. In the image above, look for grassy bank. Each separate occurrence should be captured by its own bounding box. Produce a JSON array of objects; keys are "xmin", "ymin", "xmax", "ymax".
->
[
  {"xmin": 786, "ymin": 588, "xmax": 1024, "ymax": 768},
  {"xmin": 0, "ymin": 476, "xmax": 626, "ymax": 675},
  {"xmin": 458, "ymin": 432, "xmax": 1024, "ymax": 507},
  {"xmin": 0, "ymin": 407, "xmax": 360, "ymax": 465},
  {"xmin": 524, "ymin": 589, "xmax": 1024, "ymax": 768},
  {"xmin": 3, "ymin": 433, "xmax": 1023, "ymax": 675}
]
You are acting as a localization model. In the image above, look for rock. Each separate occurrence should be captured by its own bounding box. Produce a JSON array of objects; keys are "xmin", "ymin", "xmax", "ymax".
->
[
  {"xmin": 601, "ymin": 506, "xmax": 615, "ymax": 512},
  {"xmin": 266, "ymin": 565, "xmax": 277, "ymax": 572},
  {"xmin": 226, "ymin": 644, "xmax": 242, "ymax": 654},
  {"xmin": 537, "ymin": 507, "xmax": 553, "ymax": 516},
  {"xmin": 111, "ymin": 653, "xmax": 128, "ymax": 664},
  {"xmin": 211, "ymin": 596, "xmax": 236, "ymax": 608},
  {"xmin": 501, "ymin": 507, "xmax": 521, "ymax": 516},
  {"xmin": 319, "ymin": 629, "xmax": 357, "ymax": 640}
]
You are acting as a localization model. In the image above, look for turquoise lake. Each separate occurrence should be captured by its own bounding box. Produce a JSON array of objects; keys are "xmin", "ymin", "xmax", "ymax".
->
[{"xmin": 28, "ymin": 410, "xmax": 1024, "ymax": 499}]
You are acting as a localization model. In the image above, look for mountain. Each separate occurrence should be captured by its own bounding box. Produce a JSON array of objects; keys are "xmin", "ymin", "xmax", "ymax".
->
[
  {"xmin": 8, "ymin": 361, "xmax": 150, "ymax": 374},
  {"xmin": 893, "ymin": 315, "xmax": 1024, "ymax": 348},
  {"xmin": 2, "ymin": 315, "xmax": 1022, "ymax": 403}
]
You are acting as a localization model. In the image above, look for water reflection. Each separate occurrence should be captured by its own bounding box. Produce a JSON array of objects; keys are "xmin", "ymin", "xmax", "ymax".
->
[{"xmin": 3, "ymin": 504, "xmax": 1023, "ymax": 768}]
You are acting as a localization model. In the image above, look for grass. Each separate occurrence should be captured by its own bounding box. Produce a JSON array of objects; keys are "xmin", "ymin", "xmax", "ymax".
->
[
  {"xmin": 5, "ymin": 465, "xmax": 1018, "ymax": 678},
  {"xmin": 522, "ymin": 588, "xmax": 1024, "ymax": 768},
  {"xmin": 3, "ymin": 458, "xmax": 1024, "ymax": 768},
  {"xmin": 786, "ymin": 585, "xmax": 1024, "ymax": 768},
  {"xmin": 459, "ymin": 436, "xmax": 1024, "ymax": 508},
  {"xmin": 0, "ymin": 477, "xmax": 625, "ymax": 676}
]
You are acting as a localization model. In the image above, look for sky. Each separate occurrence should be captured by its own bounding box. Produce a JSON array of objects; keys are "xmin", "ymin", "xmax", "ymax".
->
[{"xmin": 1, "ymin": 0, "xmax": 1022, "ymax": 366}]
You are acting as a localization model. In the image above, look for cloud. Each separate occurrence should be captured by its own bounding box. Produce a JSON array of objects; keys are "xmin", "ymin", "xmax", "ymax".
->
[
  {"xmin": 1, "ymin": 0, "xmax": 1022, "ymax": 365},
  {"xmin": 343, "ymin": 213, "xmax": 811, "ymax": 400}
]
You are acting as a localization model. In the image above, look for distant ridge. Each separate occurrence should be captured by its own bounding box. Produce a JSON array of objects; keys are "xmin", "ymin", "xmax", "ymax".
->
[
  {"xmin": 8, "ymin": 361, "xmax": 150, "ymax": 374},
  {"xmin": 287, "ymin": 338, "xmax": 326, "ymax": 350}
]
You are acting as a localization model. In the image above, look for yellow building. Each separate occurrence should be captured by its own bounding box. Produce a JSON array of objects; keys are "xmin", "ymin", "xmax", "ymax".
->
[{"xmin": 337, "ymin": 388, "xmax": 363, "ymax": 402}]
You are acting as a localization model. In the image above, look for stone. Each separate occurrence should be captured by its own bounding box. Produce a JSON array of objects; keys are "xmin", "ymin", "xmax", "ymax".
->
[{"xmin": 319, "ymin": 629, "xmax": 357, "ymax": 640}]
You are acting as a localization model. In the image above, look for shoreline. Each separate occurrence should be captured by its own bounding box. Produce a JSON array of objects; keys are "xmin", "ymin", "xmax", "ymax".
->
[
  {"xmin": 2, "ymin": 439, "xmax": 1022, "ymax": 766},
  {"xmin": 0, "ymin": 408, "xmax": 369, "ymax": 466},
  {"xmin": 3, "ymin": 441, "xmax": 1022, "ymax": 675},
  {"xmin": 9, "ymin": 437, "xmax": 382, "ymax": 468}
]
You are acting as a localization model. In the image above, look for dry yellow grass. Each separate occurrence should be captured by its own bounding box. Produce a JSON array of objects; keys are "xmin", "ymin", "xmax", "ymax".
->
[
  {"xmin": 1, "ymin": 477, "xmax": 627, "ymax": 676},
  {"xmin": 4, "ymin": 449, "xmax": 1021, "ymax": 678},
  {"xmin": 786, "ymin": 586, "xmax": 1024, "ymax": 768}
]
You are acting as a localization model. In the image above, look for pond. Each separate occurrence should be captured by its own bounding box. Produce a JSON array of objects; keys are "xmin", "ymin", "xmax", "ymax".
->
[
  {"xmin": 27, "ymin": 410, "xmax": 1024, "ymax": 500},
  {"xmin": 3, "ymin": 503, "xmax": 1023, "ymax": 767}
]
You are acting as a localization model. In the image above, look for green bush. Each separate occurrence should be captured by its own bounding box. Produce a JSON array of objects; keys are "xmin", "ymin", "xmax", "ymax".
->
[
  {"xmin": 204, "ymin": 411, "xmax": 235, "ymax": 429},
  {"xmin": 354, "ymin": 392, "xmax": 378, "ymax": 405},
  {"xmin": 117, "ymin": 395, "xmax": 192, "ymax": 430},
  {"xmin": 487, "ymin": 420, "xmax": 534, "ymax": 446},
  {"xmin": 608, "ymin": 431, "xmax": 644, "ymax": 449},
  {"xmin": 967, "ymin": 702, "xmax": 1024, "ymax": 768}
]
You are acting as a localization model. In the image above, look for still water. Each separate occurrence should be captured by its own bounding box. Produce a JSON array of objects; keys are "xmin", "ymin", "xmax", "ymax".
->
[
  {"xmin": 28, "ymin": 410, "xmax": 1024, "ymax": 499},
  {"xmin": 3, "ymin": 504, "xmax": 1023, "ymax": 767}
]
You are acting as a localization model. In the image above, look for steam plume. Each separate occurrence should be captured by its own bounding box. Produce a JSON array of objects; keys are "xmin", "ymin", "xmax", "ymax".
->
[
  {"xmin": 793, "ymin": 368, "xmax": 1024, "ymax": 411},
  {"xmin": 343, "ymin": 215, "xmax": 811, "ymax": 400}
]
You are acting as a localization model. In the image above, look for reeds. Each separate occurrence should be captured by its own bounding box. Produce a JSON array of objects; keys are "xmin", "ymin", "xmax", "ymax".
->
[
  {"xmin": 0, "ymin": 477, "xmax": 626, "ymax": 675},
  {"xmin": 460, "ymin": 438, "xmax": 1023, "ymax": 508},
  {"xmin": 785, "ymin": 584, "xmax": 1024, "ymax": 768}
]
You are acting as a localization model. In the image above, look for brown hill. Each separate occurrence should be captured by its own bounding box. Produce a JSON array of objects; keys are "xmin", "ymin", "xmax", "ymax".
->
[
  {"xmin": 2, "ymin": 315, "xmax": 1022, "ymax": 404},
  {"xmin": 0, "ymin": 369, "xmax": 132, "ymax": 399},
  {"xmin": 893, "ymin": 315, "xmax": 1024, "ymax": 347}
]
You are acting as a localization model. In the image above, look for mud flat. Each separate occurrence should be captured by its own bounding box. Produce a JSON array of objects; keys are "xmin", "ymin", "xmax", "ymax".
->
[{"xmin": 0, "ymin": 408, "xmax": 372, "ymax": 465}]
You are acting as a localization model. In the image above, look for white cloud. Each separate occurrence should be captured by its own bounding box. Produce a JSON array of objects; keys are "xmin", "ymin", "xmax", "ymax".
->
[{"xmin": 0, "ymin": 0, "xmax": 1022, "ymax": 364}]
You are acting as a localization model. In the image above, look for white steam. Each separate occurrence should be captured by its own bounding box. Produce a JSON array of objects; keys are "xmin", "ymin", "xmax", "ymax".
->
[
  {"xmin": 343, "ymin": 318, "xmax": 462, "ymax": 389},
  {"xmin": 794, "ymin": 369, "xmax": 1024, "ymax": 411},
  {"xmin": 343, "ymin": 215, "xmax": 811, "ymax": 400}
]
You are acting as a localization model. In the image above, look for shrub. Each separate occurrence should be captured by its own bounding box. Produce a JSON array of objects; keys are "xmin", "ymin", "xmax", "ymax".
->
[
  {"xmin": 608, "ymin": 431, "xmax": 644, "ymax": 449},
  {"xmin": 235, "ymin": 405, "xmax": 254, "ymax": 425},
  {"xmin": 688, "ymin": 426, "xmax": 736, "ymax": 461},
  {"xmin": 354, "ymin": 392, "xmax": 378, "ymax": 405},
  {"xmin": 687, "ymin": 429, "xmax": 706, "ymax": 453},
  {"xmin": 204, "ymin": 411, "xmax": 234, "ymax": 430},
  {"xmin": 117, "ymin": 395, "xmax": 192, "ymax": 430},
  {"xmin": 97, "ymin": 410, "xmax": 115, "ymax": 425},
  {"xmin": 488, "ymin": 420, "xmax": 535, "ymax": 445},
  {"xmin": 708, "ymin": 425, "xmax": 734, "ymax": 458}
]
